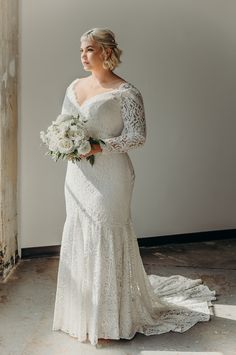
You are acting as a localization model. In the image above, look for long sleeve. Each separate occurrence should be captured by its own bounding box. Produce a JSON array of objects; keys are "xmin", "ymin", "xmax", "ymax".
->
[
  {"xmin": 100, "ymin": 87, "xmax": 146, "ymax": 153},
  {"xmin": 60, "ymin": 86, "xmax": 78, "ymax": 117}
]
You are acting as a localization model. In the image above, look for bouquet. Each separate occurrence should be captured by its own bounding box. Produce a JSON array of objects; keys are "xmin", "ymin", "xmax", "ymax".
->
[{"xmin": 40, "ymin": 113, "xmax": 105, "ymax": 166}]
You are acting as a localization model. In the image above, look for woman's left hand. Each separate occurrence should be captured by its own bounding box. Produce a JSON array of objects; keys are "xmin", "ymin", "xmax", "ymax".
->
[{"xmin": 80, "ymin": 143, "xmax": 102, "ymax": 159}]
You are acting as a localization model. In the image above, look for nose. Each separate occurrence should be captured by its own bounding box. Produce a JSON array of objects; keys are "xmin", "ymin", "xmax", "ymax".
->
[
  {"xmin": 81, "ymin": 55, "xmax": 88, "ymax": 63},
  {"xmin": 81, "ymin": 50, "xmax": 87, "ymax": 59}
]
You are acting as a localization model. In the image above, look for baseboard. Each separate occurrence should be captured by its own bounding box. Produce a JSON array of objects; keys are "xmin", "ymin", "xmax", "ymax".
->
[
  {"xmin": 21, "ymin": 245, "xmax": 60, "ymax": 259},
  {"xmin": 21, "ymin": 228, "xmax": 236, "ymax": 259},
  {"xmin": 137, "ymin": 228, "xmax": 236, "ymax": 247}
]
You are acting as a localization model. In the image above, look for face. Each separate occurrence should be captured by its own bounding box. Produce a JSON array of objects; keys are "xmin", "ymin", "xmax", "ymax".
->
[{"xmin": 80, "ymin": 39, "xmax": 110, "ymax": 71}]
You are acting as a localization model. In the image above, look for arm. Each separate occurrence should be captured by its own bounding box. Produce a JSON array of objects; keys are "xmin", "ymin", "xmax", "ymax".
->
[{"xmin": 100, "ymin": 87, "xmax": 147, "ymax": 153}]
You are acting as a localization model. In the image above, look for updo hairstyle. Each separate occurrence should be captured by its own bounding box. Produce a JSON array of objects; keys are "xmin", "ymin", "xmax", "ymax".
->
[{"xmin": 80, "ymin": 28, "xmax": 123, "ymax": 71}]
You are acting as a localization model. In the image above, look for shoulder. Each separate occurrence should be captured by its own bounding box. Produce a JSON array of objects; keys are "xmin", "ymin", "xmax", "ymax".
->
[
  {"xmin": 119, "ymin": 82, "xmax": 144, "ymax": 103},
  {"xmin": 66, "ymin": 77, "xmax": 88, "ymax": 91}
]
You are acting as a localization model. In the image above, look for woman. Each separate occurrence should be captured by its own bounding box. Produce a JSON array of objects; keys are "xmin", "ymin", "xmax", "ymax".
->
[{"xmin": 52, "ymin": 28, "xmax": 216, "ymax": 346}]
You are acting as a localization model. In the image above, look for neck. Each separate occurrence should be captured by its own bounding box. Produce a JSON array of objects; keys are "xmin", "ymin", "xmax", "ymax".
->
[{"xmin": 90, "ymin": 69, "xmax": 115, "ymax": 87}]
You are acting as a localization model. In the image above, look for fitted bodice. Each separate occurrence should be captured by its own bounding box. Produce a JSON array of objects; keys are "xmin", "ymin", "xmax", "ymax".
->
[
  {"xmin": 68, "ymin": 81, "xmax": 127, "ymax": 140},
  {"xmin": 62, "ymin": 79, "xmax": 147, "ymax": 153}
]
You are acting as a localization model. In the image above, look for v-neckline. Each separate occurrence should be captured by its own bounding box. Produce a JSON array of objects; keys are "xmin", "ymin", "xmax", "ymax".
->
[{"xmin": 70, "ymin": 79, "xmax": 130, "ymax": 109}]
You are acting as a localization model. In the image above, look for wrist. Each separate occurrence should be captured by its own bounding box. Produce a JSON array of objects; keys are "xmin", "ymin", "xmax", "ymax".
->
[{"xmin": 91, "ymin": 143, "xmax": 102, "ymax": 154}]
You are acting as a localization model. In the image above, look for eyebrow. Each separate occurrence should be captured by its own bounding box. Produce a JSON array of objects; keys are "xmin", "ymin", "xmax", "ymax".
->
[{"xmin": 80, "ymin": 45, "xmax": 94, "ymax": 50}]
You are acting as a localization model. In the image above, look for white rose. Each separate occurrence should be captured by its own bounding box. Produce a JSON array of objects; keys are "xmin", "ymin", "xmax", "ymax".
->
[
  {"xmin": 47, "ymin": 131, "xmax": 57, "ymax": 142},
  {"xmin": 78, "ymin": 125, "xmax": 90, "ymax": 139},
  {"xmin": 57, "ymin": 138, "xmax": 74, "ymax": 154},
  {"xmin": 56, "ymin": 130, "xmax": 67, "ymax": 139},
  {"xmin": 47, "ymin": 126, "xmax": 61, "ymax": 139},
  {"xmin": 55, "ymin": 114, "xmax": 73, "ymax": 124},
  {"xmin": 49, "ymin": 138, "xmax": 59, "ymax": 152},
  {"xmin": 70, "ymin": 128, "xmax": 87, "ymax": 142},
  {"xmin": 59, "ymin": 121, "xmax": 71, "ymax": 132},
  {"xmin": 77, "ymin": 140, "xmax": 91, "ymax": 155}
]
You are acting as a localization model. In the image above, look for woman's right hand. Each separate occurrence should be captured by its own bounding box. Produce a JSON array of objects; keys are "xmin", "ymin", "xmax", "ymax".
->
[{"xmin": 79, "ymin": 143, "xmax": 102, "ymax": 159}]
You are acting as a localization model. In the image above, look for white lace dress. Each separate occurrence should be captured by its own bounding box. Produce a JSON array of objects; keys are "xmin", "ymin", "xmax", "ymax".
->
[{"xmin": 52, "ymin": 79, "xmax": 216, "ymax": 346}]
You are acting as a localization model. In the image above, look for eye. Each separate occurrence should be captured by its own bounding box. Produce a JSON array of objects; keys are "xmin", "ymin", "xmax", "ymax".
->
[{"xmin": 80, "ymin": 47, "xmax": 93, "ymax": 53}]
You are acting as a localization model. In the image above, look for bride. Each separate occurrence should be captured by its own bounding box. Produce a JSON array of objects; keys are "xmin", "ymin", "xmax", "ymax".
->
[{"xmin": 52, "ymin": 27, "xmax": 216, "ymax": 346}]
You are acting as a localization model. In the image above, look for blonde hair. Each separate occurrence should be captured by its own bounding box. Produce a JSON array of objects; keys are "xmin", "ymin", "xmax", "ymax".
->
[{"xmin": 80, "ymin": 28, "xmax": 123, "ymax": 71}]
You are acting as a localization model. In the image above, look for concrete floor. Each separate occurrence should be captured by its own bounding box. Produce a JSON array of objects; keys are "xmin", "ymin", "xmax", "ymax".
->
[{"xmin": 0, "ymin": 238, "xmax": 236, "ymax": 355}]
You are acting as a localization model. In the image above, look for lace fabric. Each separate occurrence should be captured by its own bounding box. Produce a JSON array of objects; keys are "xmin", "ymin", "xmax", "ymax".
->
[
  {"xmin": 52, "ymin": 79, "xmax": 216, "ymax": 346},
  {"xmin": 100, "ymin": 85, "xmax": 146, "ymax": 152}
]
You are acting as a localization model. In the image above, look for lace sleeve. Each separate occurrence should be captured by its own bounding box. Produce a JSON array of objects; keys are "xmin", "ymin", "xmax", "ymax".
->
[{"xmin": 100, "ymin": 87, "xmax": 146, "ymax": 153}]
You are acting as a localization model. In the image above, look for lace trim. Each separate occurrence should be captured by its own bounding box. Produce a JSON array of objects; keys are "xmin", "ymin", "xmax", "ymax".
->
[{"xmin": 71, "ymin": 79, "xmax": 130, "ymax": 108}]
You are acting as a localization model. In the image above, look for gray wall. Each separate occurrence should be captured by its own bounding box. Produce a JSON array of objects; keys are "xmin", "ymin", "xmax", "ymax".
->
[{"xmin": 19, "ymin": 0, "xmax": 236, "ymax": 249}]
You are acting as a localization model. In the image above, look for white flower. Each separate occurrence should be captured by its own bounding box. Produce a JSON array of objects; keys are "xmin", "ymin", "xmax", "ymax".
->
[
  {"xmin": 70, "ymin": 128, "xmax": 88, "ymax": 142},
  {"xmin": 49, "ymin": 138, "xmax": 59, "ymax": 152},
  {"xmin": 47, "ymin": 125, "xmax": 61, "ymax": 136},
  {"xmin": 59, "ymin": 121, "xmax": 71, "ymax": 132},
  {"xmin": 40, "ymin": 131, "xmax": 47, "ymax": 143},
  {"xmin": 57, "ymin": 138, "xmax": 74, "ymax": 154},
  {"xmin": 56, "ymin": 130, "xmax": 67, "ymax": 139},
  {"xmin": 55, "ymin": 114, "xmax": 74, "ymax": 124},
  {"xmin": 74, "ymin": 118, "xmax": 89, "ymax": 131},
  {"xmin": 77, "ymin": 140, "xmax": 91, "ymax": 155},
  {"xmin": 40, "ymin": 112, "xmax": 99, "ymax": 165}
]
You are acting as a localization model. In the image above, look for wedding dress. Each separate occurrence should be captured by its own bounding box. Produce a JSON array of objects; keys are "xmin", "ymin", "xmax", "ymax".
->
[{"xmin": 52, "ymin": 79, "xmax": 216, "ymax": 346}]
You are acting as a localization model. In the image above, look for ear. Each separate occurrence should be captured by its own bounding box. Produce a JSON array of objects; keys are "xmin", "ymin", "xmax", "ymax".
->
[{"xmin": 105, "ymin": 48, "xmax": 112, "ymax": 59}]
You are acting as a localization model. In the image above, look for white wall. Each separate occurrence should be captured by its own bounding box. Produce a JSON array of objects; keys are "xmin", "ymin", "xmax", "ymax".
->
[{"xmin": 18, "ymin": 0, "xmax": 236, "ymax": 249}]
